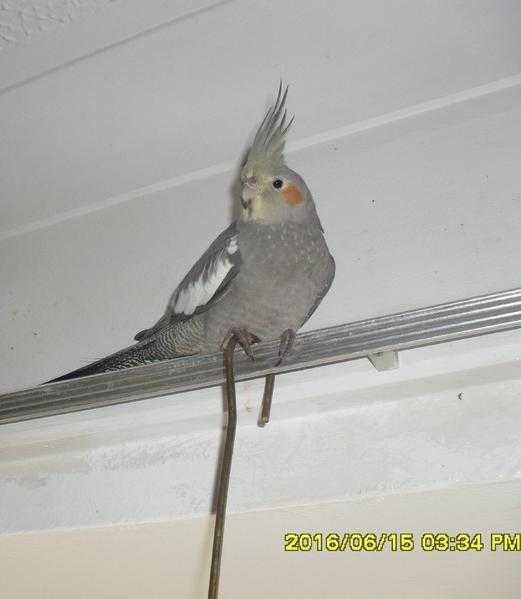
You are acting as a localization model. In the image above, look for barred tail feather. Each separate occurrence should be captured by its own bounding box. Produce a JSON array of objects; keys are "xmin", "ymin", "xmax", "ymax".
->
[
  {"xmin": 44, "ymin": 340, "xmax": 160, "ymax": 384},
  {"xmin": 45, "ymin": 314, "xmax": 204, "ymax": 384}
]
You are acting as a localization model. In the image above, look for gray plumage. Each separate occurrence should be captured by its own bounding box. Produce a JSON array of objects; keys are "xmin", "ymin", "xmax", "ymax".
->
[{"xmin": 47, "ymin": 85, "xmax": 335, "ymax": 383}]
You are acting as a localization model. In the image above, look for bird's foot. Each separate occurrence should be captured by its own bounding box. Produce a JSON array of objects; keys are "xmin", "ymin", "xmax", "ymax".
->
[
  {"xmin": 276, "ymin": 328, "xmax": 296, "ymax": 367},
  {"xmin": 221, "ymin": 328, "xmax": 260, "ymax": 361}
]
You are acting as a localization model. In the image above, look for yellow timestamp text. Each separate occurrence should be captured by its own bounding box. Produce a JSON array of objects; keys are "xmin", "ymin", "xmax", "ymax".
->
[{"xmin": 283, "ymin": 532, "xmax": 521, "ymax": 552}]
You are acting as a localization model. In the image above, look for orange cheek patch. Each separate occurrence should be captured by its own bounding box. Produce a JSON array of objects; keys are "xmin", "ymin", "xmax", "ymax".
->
[{"xmin": 282, "ymin": 184, "xmax": 303, "ymax": 206}]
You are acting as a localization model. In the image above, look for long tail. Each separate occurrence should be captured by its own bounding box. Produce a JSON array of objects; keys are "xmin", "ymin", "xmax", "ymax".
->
[{"xmin": 44, "ymin": 339, "xmax": 166, "ymax": 384}]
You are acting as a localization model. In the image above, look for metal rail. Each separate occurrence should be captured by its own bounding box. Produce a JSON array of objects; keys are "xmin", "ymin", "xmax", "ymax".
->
[{"xmin": 1, "ymin": 287, "xmax": 521, "ymax": 425}]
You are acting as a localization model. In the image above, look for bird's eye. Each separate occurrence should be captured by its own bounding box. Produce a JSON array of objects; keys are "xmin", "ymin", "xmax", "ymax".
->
[{"xmin": 272, "ymin": 179, "xmax": 283, "ymax": 189}]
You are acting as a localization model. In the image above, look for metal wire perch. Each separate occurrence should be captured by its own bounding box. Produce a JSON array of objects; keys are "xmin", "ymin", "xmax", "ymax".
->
[{"xmin": 208, "ymin": 335, "xmax": 239, "ymax": 598}]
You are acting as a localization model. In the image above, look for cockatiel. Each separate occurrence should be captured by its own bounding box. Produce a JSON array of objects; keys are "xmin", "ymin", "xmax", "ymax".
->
[{"xmin": 47, "ymin": 85, "xmax": 335, "ymax": 383}]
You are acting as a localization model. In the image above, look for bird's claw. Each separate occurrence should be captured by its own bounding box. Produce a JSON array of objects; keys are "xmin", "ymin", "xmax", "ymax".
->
[
  {"xmin": 275, "ymin": 328, "xmax": 296, "ymax": 367},
  {"xmin": 222, "ymin": 328, "xmax": 260, "ymax": 361}
]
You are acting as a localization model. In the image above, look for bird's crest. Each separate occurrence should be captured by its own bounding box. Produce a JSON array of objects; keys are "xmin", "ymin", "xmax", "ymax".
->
[{"xmin": 246, "ymin": 82, "xmax": 294, "ymax": 173}]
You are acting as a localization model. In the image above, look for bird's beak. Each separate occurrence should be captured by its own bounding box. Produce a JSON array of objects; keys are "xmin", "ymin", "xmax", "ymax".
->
[
  {"xmin": 244, "ymin": 176, "xmax": 257, "ymax": 189},
  {"xmin": 241, "ymin": 197, "xmax": 252, "ymax": 210}
]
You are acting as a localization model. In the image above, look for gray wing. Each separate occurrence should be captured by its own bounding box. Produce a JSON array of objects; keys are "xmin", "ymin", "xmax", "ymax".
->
[
  {"xmin": 134, "ymin": 223, "xmax": 241, "ymax": 341},
  {"xmin": 300, "ymin": 254, "xmax": 336, "ymax": 327}
]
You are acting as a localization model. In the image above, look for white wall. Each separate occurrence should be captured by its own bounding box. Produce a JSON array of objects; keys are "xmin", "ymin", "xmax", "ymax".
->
[
  {"xmin": 3, "ymin": 480, "xmax": 521, "ymax": 599},
  {"xmin": 1, "ymin": 2, "xmax": 521, "ymax": 597},
  {"xmin": 2, "ymin": 329, "xmax": 521, "ymax": 533}
]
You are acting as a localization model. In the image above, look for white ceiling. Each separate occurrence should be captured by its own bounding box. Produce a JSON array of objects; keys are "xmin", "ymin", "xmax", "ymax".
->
[
  {"xmin": 1, "ymin": 0, "xmax": 521, "ymax": 240},
  {"xmin": 0, "ymin": 0, "xmax": 222, "ymax": 92},
  {"xmin": 0, "ymin": 0, "xmax": 117, "ymax": 51}
]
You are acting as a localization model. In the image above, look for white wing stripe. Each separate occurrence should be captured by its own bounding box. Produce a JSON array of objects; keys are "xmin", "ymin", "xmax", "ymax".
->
[
  {"xmin": 174, "ymin": 285, "xmax": 190, "ymax": 314},
  {"xmin": 228, "ymin": 237, "xmax": 238, "ymax": 253},
  {"xmin": 173, "ymin": 237, "xmax": 237, "ymax": 316}
]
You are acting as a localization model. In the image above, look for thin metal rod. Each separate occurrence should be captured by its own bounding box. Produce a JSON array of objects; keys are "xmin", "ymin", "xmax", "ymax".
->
[
  {"xmin": 259, "ymin": 374, "xmax": 275, "ymax": 426},
  {"xmin": 208, "ymin": 338, "xmax": 238, "ymax": 599},
  {"xmin": 2, "ymin": 286, "xmax": 521, "ymax": 425}
]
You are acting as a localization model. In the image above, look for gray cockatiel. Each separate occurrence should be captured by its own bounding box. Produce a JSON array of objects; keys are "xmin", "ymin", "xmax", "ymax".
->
[{"xmin": 47, "ymin": 85, "xmax": 335, "ymax": 383}]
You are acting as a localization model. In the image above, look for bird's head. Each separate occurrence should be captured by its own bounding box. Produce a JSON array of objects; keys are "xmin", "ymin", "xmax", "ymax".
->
[{"xmin": 239, "ymin": 84, "xmax": 317, "ymax": 226}]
